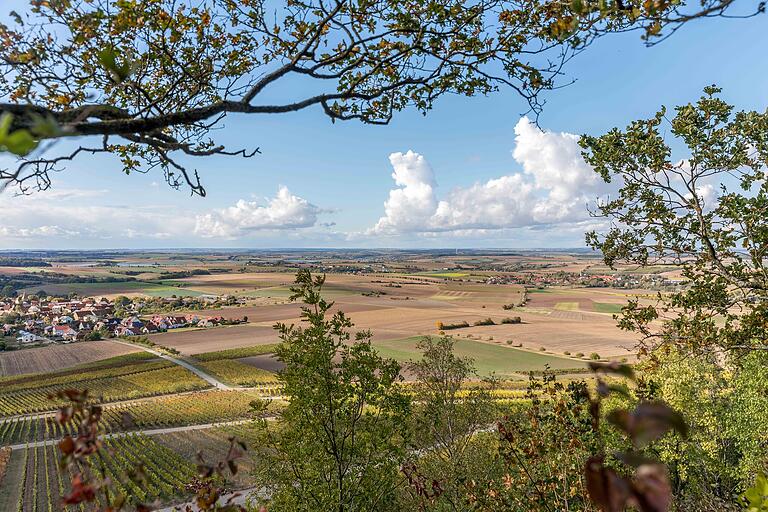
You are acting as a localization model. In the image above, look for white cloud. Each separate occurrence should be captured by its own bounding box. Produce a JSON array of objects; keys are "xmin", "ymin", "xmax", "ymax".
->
[
  {"xmin": 194, "ymin": 186, "xmax": 323, "ymax": 238},
  {"xmin": 0, "ymin": 187, "xmax": 194, "ymax": 246},
  {"xmin": 373, "ymin": 151, "xmax": 438, "ymax": 233},
  {"xmin": 370, "ymin": 117, "xmax": 614, "ymax": 235}
]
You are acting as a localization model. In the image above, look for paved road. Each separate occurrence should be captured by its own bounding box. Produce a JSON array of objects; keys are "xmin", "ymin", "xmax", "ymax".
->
[
  {"xmin": 106, "ymin": 339, "xmax": 232, "ymax": 390},
  {"xmin": 7, "ymin": 419, "xmax": 252, "ymax": 451}
]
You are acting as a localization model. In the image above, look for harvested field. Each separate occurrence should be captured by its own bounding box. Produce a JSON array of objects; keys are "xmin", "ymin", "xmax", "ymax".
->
[
  {"xmin": 149, "ymin": 324, "xmax": 280, "ymax": 355},
  {"xmin": 0, "ymin": 341, "xmax": 142, "ymax": 377},
  {"xmin": 156, "ymin": 284, "xmax": 638, "ymax": 359},
  {"xmin": 239, "ymin": 354, "xmax": 286, "ymax": 373}
]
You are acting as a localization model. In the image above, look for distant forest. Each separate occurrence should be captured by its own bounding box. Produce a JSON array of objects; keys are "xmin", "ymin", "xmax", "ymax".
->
[{"xmin": 0, "ymin": 258, "xmax": 51, "ymax": 267}]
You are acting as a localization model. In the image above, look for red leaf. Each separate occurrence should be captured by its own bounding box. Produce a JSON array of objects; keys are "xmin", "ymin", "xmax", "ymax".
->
[
  {"xmin": 58, "ymin": 436, "xmax": 75, "ymax": 456},
  {"xmin": 630, "ymin": 464, "xmax": 672, "ymax": 512},
  {"xmin": 585, "ymin": 456, "xmax": 631, "ymax": 512},
  {"xmin": 62, "ymin": 475, "xmax": 96, "ymax": 504}
]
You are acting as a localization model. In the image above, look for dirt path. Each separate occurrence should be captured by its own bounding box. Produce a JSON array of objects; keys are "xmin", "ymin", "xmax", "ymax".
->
[
  {"xmin": 105, "ymin": 339, "xmax": 232, "ymax": 390},
  {"xmin": 157, "ymin": 487, "xmax": 260, "ymax": 512}
]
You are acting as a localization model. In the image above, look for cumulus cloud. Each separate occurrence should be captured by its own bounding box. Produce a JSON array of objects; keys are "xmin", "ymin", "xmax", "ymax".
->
[
  {"xmin": 194, "ymin": 186, "xmax": 323, "ymax": 238},
  {"xmin": 0, "ymin": 188, "xmax": 194, "ymax": 246},
  {"xmin": 373, "ymin": 151, "xmax": 438, "ymax": 233},
  {"xmin": 370, "ymin": 117, "xmax": 614, "ymax": 235}
]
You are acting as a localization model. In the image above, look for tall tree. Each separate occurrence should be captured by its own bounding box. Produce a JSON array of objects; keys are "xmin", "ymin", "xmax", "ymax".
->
[
  {"xmin": 581, "ymin": 87, "xmax": 768, "ymax": 356},
  {"xmin": 0, "ymin": 0, "xmax": 761, "ymax": 195},
  {"xmin": 253, "ymin": 270, "xmax": 411, "ymax": 511}
]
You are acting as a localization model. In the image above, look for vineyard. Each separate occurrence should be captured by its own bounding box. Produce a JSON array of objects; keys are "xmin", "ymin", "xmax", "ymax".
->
[
  {"xmin": 0, "ymin": 432, "xmax": 197, "ymax": 511},
  {"xmin": 0, "ymin": 361, "xmax": 210, "ymax": 417},
  {"xmin": 0, "ymin": 390, "xmax": 278, "ymax": 446},
  {"xmin": 197, "ymin": 359, "xmax": 279, "ymax": 387},
  {"xmin": 192, "ymin": 343, "xmax": 280, "ymax": 361},
  {"xmin": 0, "ymin": 352, "xmax": 158, "ymax": 387}
]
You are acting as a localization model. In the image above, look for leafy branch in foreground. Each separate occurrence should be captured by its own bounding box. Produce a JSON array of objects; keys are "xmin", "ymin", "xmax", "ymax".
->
[{"xmin": 0, "ymin": 0, "xmax": 762, "ymax": 195}]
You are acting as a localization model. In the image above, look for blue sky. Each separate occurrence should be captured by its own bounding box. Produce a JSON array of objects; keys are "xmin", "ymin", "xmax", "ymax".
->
[{"xmin": 1, "ymin": 4, "xmax": 767, "ymax": 249}]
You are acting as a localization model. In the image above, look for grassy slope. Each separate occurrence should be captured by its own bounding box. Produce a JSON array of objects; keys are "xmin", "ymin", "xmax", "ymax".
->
[
  {"xmin": 592, "ymin": 302, "xmax": 624, "ymax": 314},
  {"xmin": 374, "ymin": 336, "xmax": 584, "ymax": 377}
]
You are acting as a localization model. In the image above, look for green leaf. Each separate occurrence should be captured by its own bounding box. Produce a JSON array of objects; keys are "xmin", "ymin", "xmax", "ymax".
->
[
  {"xmin": 97, "ymin": 47, "xmax": 132, "ymax": 83},
  {"xmin": 4, "ymin": 129, "xmax": 37, "ymax": 156},
  {"xmin": 0, "ymin": 113, "xmax": 39, "ymax": 156}
]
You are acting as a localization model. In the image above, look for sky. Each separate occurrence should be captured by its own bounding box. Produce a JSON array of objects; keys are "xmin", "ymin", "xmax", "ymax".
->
[{"xmin": 1, "ymin": 4, "xmax": 767, "ymax": 250}]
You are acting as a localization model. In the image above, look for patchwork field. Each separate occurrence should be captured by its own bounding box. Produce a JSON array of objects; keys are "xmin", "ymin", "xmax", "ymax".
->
[
  {"xmin": 0, "ymin": 250, "xmax": 672, "ymax": 511},
  {"xmin": 0, "ymin": 340, "xmax": 142, "ymax": 377},
  {"xmin": 129, "ymin": 272, "xmax": 643, "ymax": 359}
]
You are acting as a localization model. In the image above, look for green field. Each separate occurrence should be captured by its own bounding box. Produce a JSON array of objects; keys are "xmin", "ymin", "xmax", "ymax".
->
[
  {"xmin": 20, "ymin": 280, "xmax": 206, "ymax": 298},
  {"xmin": 242, "ymin": 285, "xmax": 357, "ymax": 299},
  {"xmin": 592, "ymin": 302, "xmax": 625, "ymax": 314},
  {"xmin": 374, "ymin": 336, "xmax": 584, "ymax": 377},
  {"xmin": 418, "ymin": 271, "xmax": 470, "ymax": 278}
]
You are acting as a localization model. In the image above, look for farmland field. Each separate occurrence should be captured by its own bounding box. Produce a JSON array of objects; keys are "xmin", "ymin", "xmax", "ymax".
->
[
  {"xmin": 140, "ymin": 272, "xmax": 641, "ymax": 358},
  {"xmin": 0, "ymin": 358, "xmax": 210, "ymax": 417},
  {"xmin": 374, "ymin": 336, "xmax": 584, "ymax": 377},
  {"xmin": 0, "ymin": 341, "xmax": 143, "ymax": 377}
]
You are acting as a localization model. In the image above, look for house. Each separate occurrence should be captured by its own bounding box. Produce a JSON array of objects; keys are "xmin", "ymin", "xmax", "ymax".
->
[
  {"xmin": 16, "ymin": 330, "xmax": 45, "ymax": 344},
  {"xmin": 121, "ymin": 316, "xmax": 145, "ymax": 330},
  {"xmin": 115, "ymin": 326, "xmax": 141, "ymax": 336},
  {"xmin": 160, "ymin": 316, "xmax": 187, "ymax": 329},
  {"xmin": 74, "ymin": 311, "xmax": 98, "ymax": 322},
  {"xmin": 141, "ymin": 321, "xmax": 160, "ymax": 334},
  {"xmin": 50, "ymin": 324, "xmax": 78, "ymax": 341}
]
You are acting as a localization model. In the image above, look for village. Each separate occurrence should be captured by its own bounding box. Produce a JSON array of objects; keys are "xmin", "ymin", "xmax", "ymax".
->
[{"xmin": 0, "ymin": 293, "xmax": 248, "ymax": 348}]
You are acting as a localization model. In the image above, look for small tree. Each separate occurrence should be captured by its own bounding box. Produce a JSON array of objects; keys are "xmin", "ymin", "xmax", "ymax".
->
[
  {"xmin": 253, "ymin": 270, "xmax": 411, "ymax": 511},
  {"xmin": 401, "ymin": 336, "xmax": 496, "ymax": 511}
]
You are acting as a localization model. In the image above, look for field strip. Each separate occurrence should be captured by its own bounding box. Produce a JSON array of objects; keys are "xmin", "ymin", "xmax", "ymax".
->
[
  {"xmin": 0, "ymin": 389, "xmax": 286, "ymax": 424},
  {"xmin": 6, "ymin": 419, "xmax": 255, "ymax": 451},
  {"xmin": 106, "ymin": 339, "xmax": 233, "ymax": 390}
]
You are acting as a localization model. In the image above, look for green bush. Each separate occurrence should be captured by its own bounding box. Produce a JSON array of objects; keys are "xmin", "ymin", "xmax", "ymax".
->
[
  {"xmin": 473, "ymin": 318, "xmax": 495, "ymax": 326},
  {"xmin": 589, "ymin": 353, "xmax": 601, "ymax": 360},
  {"xmin": 441, "ymin": 321, "xmax": 471, "ymax": 330},
  {"xmin": 501, "ymin": 316, "xmax": 522, "ymax": 324}
]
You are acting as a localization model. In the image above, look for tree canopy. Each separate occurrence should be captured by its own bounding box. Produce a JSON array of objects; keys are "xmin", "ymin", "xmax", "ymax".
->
[
  {"xmin": 0, "ymin": 0, "xmax": 762, "ymax": 195},
  {"xmin": 582, "ymin": 87, "xmax": 768, "ymax": 355}
]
